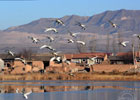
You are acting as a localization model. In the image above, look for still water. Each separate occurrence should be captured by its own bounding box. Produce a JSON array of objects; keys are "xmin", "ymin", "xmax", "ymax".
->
[{"xmin": 0, "ymin": 80, "xmax": 139, "ymax": 100}]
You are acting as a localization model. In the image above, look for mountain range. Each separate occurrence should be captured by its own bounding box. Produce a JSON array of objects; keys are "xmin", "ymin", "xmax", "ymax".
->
[
  {"xmin": 0, "ymin": 9, "xmax": 140, "ymax": 53},
  {"xmin": 3, "ymin": 9, "xmax": 140, "ymax": 35}
]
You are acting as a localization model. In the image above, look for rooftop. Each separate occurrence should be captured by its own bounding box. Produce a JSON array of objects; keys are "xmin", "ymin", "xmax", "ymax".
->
[{"xmin": 65, "ymin": 52, "xmax": 109, "ymax": 59}]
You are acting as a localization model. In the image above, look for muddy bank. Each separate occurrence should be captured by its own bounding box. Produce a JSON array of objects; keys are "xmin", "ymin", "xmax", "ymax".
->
[{"xmin": 0, "ymin": 72, "xmax": 140, "ymax": 81}]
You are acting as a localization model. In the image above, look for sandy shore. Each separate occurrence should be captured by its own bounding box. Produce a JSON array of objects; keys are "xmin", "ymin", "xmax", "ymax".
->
[{"xmin": 0, "ymin": 72, "xmax": 140, "ymax": 81}]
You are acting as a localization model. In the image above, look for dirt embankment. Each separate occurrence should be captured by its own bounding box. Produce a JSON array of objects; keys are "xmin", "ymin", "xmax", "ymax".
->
[{"xmin": 0, "ymin": 72, "xmax": 140, "ymax": 81}]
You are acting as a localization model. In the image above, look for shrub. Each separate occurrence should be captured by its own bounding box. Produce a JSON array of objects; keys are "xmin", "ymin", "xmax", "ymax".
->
[
  {"xmin": 109, "ymin": 69, "xmax": 120, "ymax": 75},
  {"xmin": 101, "ymin": 71, "xmax": 106, "ymax": 74}
]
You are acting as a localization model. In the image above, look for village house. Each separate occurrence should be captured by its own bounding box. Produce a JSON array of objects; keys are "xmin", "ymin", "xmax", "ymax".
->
[
  {"xmin": 0, "ymin": 54, "xmax": 15, "ymax": 73},
  {"xmin": 11, "ymin": 55, "xmax": 55, "ymax": 74},
  {"xmin": 109, "ymin": 51, "xmax": 140, "ymax": 64},
  {"xmin": 0, "ymin": 52, "xmax": 111, "ymax": 74},
  {"xmin": 0, "ymin": 54, "xmax": 53, "ymax": 74},
  {"xmin": 92, "ymin": 51, "xmax": 140, "ymax": 73},
  {"xmin": 1, "ymin": 51, "xmax": 139, "ymax": 74},
  {"xmin": 65, "ymin": 52, "xmax": 109, "ymax": 66},
  {"xmin": 63, "ymin": 52, "xmax": 110, "ymax": 72},
  {"xmin": 0, "ymin": 53, "xmax": 83, "ymax": 74}
]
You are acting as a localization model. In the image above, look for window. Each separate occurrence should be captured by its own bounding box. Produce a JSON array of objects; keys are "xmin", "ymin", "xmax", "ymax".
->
[
  {"xmin": 27, "ymin": 62, "xmax": 32, "ymax": 66},
  {"xmin": 22, "ymin": 68, "xmax": 25, "ymax": 71}
]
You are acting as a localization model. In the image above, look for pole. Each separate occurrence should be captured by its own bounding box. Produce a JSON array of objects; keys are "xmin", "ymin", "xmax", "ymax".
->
[
  {"xmin": 132, "ymin": 43, "xmax": 137, "ymax": 72},
  {"xmin": 106, "ymin": 33, "xmax": 110, "ymax": 53}
]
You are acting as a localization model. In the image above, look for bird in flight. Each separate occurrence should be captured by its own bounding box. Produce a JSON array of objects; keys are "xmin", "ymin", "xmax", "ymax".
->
[
  {"xmin": 44, "ymin": 27, "xmax": 58, "ymax": 33},
  {"xmin": 108, "ymin": 20, "xmax": 117, "ymax": 28},
  {"xmin": 76, "ymin": 41, "xmax": 86, "ymax": 45},
  {"xmin": 68, "ymin": 30, "xmax": 80, "ymax": 38},
  {"xmin": 67, "ymin": 39, "xmax": 74, "ymax": 43},
  {"xmin": 64, "ymin": 60, "xmax": 71, "ymax": 65},
  {"xmin": 46, "ymin": 36, "xmax": 54, "ymax": 42},
  {"xmin": 28, "ymin": 36, "xmax": 40, "ymax": 44},
  {"xmin": 40, "ymin": 45, "xmax": 55, "ymax": 51},
  {"xmin": 133, "ymin": 34, "xmax": 140, "ymax": 40},
  {"xmin": 6, "ymin": 50, "xmax": 14, "ymax": 57},
  {"xmin": 15, "ymin": 58, "xmax": 27, "ymax": 65},
  {"xmin": 50, "ymin": 51, "xmax": 61, "ymax": 56},
  {"xmin": 55, "ymin": 19, "xmax": 65, "ymax": 26},
  {"xmin": 62, "ymin": 57, "xmax": 71, "ymax": 65},
  {"xmin": 50, "ymin": 56, "xmax": 61, "ymax": 62},
  {"xmin": 75, "ymin": 22, "xmax": 86, "ymax": 30},
  {"xmin": 88, "ymin": 56, "xmax": 98, "ymax": 61},
  {"xmin": 118, "ymin": 41, "xmax": 129, "ymax": 47}
]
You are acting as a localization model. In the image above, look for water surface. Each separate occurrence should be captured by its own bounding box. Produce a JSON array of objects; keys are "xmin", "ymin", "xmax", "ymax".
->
[{"xmin": 0, "ymin": 80, "xmax": 139, "ymax": 100}]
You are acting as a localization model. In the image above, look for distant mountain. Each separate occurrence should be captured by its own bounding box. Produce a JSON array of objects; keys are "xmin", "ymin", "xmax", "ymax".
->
[
  {"xmin": 1, "ymin": 9, "xmax": 140, "ymax": 53},
  {"xmin": 4, "ymin": 9, "xmax": 140, "ymax": 35}
]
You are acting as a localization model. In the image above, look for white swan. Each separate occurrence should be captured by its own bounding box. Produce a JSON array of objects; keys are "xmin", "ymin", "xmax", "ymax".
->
[
  {"xmin": 76, "ymin": 41, "xmax": 86, "ymax": 45},
  {"xmin": 55, "ymin": 19, "xmax": 65, "ymax": 26},
  {"xmin": 44, "ymin": 27, "xmax": 58, "ymax": 33}
]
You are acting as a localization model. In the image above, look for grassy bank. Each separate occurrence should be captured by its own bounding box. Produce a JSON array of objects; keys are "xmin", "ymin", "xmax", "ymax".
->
[{"xmin": 0, "ymin": 72, "xmax": 140, "ymax": 81}]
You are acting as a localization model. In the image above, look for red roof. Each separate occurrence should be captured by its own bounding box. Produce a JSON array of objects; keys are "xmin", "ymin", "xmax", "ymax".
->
[
  {"xmin": 117, "ymin": 52, "xmax": 132, "ymax": 56},
  {"xmin": 65, "ymin": 52, "xmax": 108, "ymax": 59},
  {"xmin": 117, "ymin": 51, "xmax": 140, "ymax": 57}
]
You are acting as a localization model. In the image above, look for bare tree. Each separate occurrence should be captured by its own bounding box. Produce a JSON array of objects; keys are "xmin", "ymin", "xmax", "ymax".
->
[
  {"xmin": 18, "ymin": 48, "xmax": 36, "ymax": 60},
  {"xmin": 112, "ymin": 34, "xmax": 117, "ymax": 55},
  {"xmin": 88, "ymin": 34, "xmax": 97, "ymax": 52}
]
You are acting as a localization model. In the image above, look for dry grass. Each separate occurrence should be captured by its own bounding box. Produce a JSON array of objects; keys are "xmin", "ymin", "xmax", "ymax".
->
[{"xmin": 0, "ymin": 72, "xmax": 140, "ymax": 81}]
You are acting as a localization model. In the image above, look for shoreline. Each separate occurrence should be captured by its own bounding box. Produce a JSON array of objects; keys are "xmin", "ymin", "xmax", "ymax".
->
[{"xmin": 0, "ymin": 73, "xmax": 140, "ymax": 81}]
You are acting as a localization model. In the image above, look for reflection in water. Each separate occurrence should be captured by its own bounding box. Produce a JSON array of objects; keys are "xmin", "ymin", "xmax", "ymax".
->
[{"xmin": 0, "ymin": 81, "xmax": 139, "ymax": 100}]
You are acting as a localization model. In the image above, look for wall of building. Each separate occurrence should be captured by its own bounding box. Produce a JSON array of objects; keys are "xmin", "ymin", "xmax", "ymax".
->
[
  {"xmin": 14, "ymin": 61, "xmax": 25, "ymax": 67},
  {"xmin": 11, "ymin": 61, "xmax": 32, "ymax": 74},
  {"xmin": 10, "ymin": 65, "xmax": 32, "ymax": 74},
  {"xmin": 46, "ymin": 61, "xmax": 85, "ymax": 73},
  {"xmin": 93, "ymin": 64, "xmax": 135, "ymax": 72},
  {"xmin": 32, "ymin": 61, "xmax": 44, "ymax": 70}
]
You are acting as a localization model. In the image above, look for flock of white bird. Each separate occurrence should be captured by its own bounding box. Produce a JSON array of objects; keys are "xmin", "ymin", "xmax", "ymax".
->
[
  {"xmin": 4, "ymin": 19, "xmax": 140, "ymax": 100},
  {"xmin": 6, "ymin": 19, "xmax": 88, "ymax": 99},
  {"xmin": 5, "ymin": 19, "xmax": 89, "ymax": 66},
  {"xmin": 5, "ymin": 19, "xmax": 138, "ymax": 67}
]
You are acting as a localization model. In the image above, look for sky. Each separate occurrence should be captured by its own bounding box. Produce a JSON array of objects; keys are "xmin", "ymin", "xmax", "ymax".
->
[{"xmin": 0, "ymin": 0, "xmax": 140, "ymax": 30}]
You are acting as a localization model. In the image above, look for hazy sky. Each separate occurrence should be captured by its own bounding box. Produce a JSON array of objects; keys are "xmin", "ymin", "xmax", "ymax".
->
[{"xmin": 0, "ymin": 0, "xmax": 140, "ymax": 29}]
